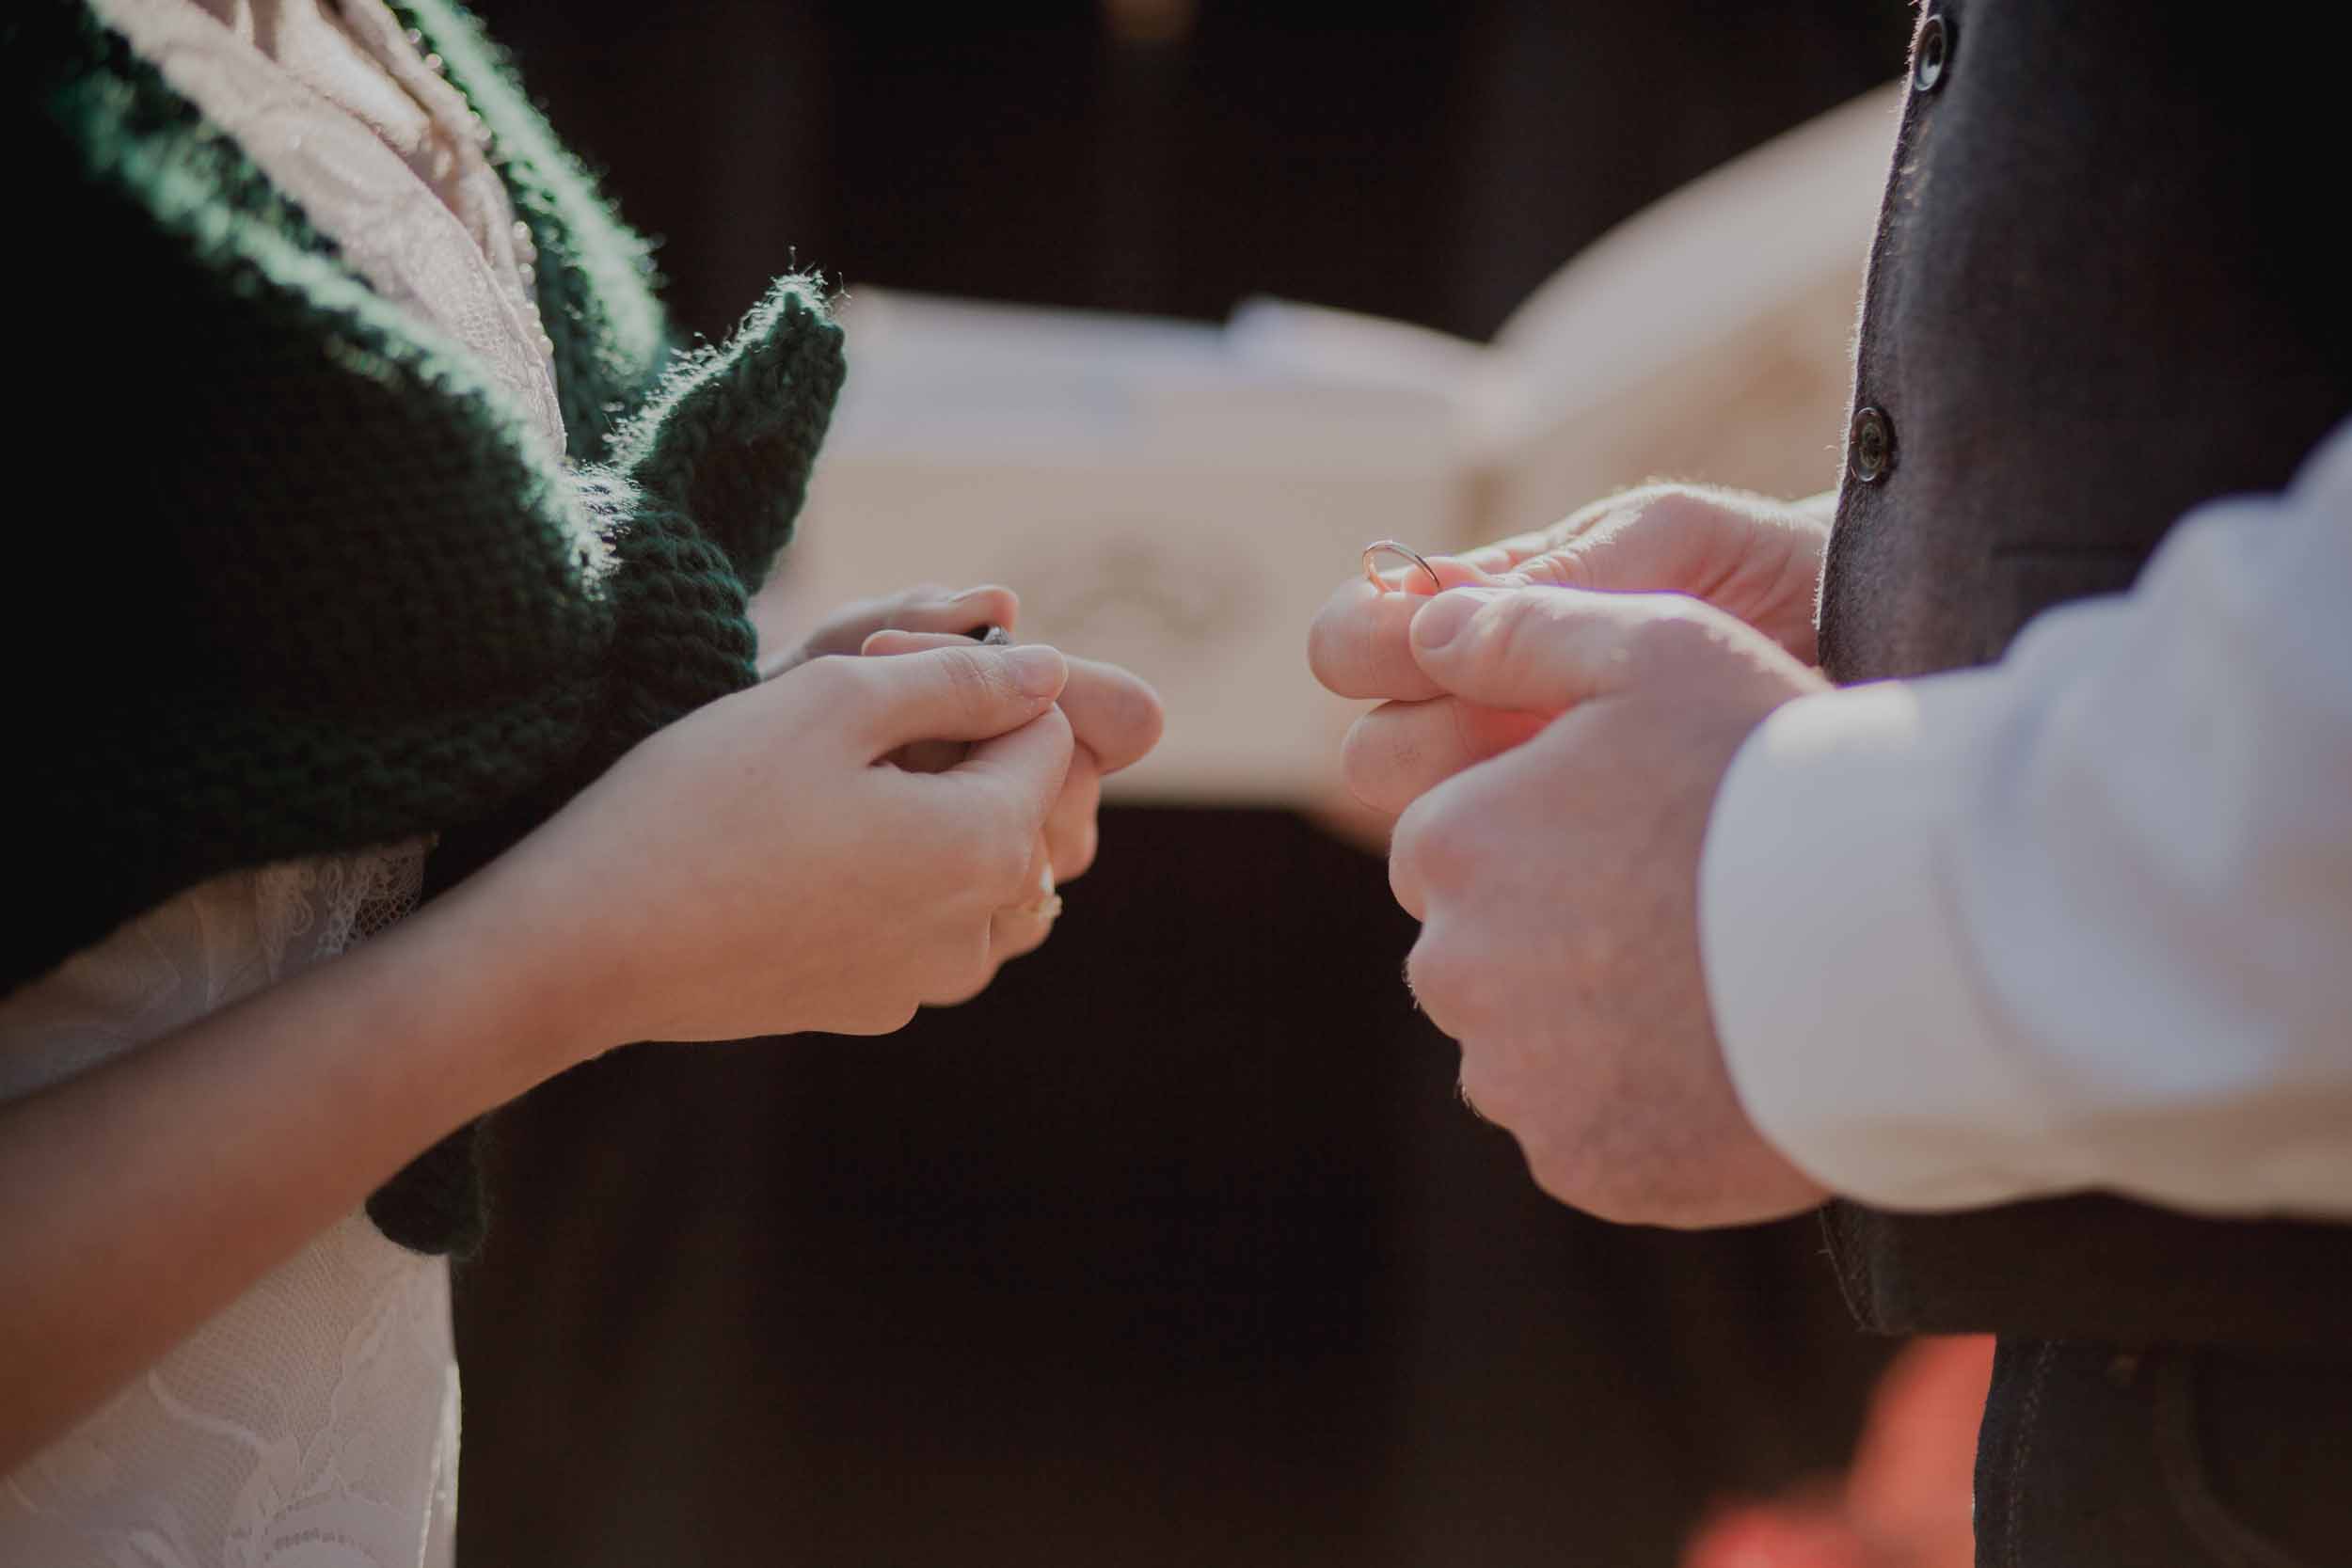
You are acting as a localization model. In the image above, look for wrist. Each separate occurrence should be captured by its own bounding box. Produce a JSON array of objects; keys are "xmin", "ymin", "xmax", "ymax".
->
[{"xmin": 398, "ymin": 848, "xmax": 628, "ymax": 1096}]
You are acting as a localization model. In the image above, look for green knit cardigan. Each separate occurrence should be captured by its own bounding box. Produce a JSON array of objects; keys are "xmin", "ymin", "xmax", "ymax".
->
[{"xmin": 6, "ymin": 0, "xmax": 847, "ymax": 1254}]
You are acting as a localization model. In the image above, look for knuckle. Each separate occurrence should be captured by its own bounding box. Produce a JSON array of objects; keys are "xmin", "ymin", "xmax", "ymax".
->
[
  {"xmin": 1444, "ymin": 696, "xmax": 1491, "ymax": 770},
  {"xmin": 1560, "ymin": 486, "xmax": 1658, "ymax": 543},
  {"xmin": 1619, "ymin": 483, "xmax": 1721, "ymax": 534},
  {"xmin": 1631, "ymin": 484, "xmax": 1708, "ymax": 530},
  {"xmin": 1393, "ymin": 806, "xmax": 1484, "ymax": 927},
  {"xmin": 1387, "ymin": 807, "xmax": 1431, "ymax": 892},
  {"xmin": 1517, "ymin": 1134, "xmax": 1597, "ymax": 1212},
  {"xmin": 1454, "ymin": 1046, "xmax": 1514, "ymax": 1122},
  {"xmin": 938, "ymin": 939, "xmax": 998, "ymax": 1004},
  {"xmin": 1406, "ymin": 939, "xmax": 1488, "ymax": 1035},
  {"xmin": 1552, "ymin": 491, "xmax": 1626, "ymax": 542},
  {"xmin": 834, "ymin": 591, "xmax": 891, "ymax": 631},
  {"xmin": 800, "ymin": 652, "xmax": 869, "ymax": 705},
  {"xmin": 1391, "ymin": 800, "xmax": 1465, "ymax": 894},
  {"xmin": 993, "ymin": 914, "xmax": 1053, "ymax": 964},
  {"xmin": 1426, "ymin": 814, "xmax": 1485, "ymax": 895},
  {"xmin": 1520, "ymin": 549, "xmax": 1591, "ymax": 590},
  {"xmin": 1481, "ymin": 592, "xmax": 1550, "ymax": 686},
  {"xmin": 907, "ymin": 918, "xmax": 987, "ymax": 1000}
]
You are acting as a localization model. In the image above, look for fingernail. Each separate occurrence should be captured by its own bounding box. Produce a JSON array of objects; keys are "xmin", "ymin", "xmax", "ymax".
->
[
  {"xmin": 1412, "ymin": 588, "xmax": 1505, "ymax": 653},
  {"xmin": 951, "ymin": 583, "xmax": 1007, "ymax": 607},
  {"xmin": 1004, "ymin": 643, "xmax": 1066, "ymax": 697}
]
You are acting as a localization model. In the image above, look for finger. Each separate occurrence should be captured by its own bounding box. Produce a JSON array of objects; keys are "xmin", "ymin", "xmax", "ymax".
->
[
  {"xmin": 763, "ymin": 586, "xmax": 1017, "ymax": 680},
  {"xmin": 1493, "ymin": 510, "xmax": 1696, "ymax": 592},
  {"xmin": 1308, "ymin": 578, "xmax": 1447, "ymax": 702},
  {"xmin": 1400, "ymin": 553, "xmax": 1515, "ymax": 590},
  {"xmin": 1363, "ymin": 554, "xmax": 1475, "ymax": 594},
  {"xmin": 1387, "ymin": 800, "xmax": 1432, "ymax": 925},
  {"xmin": 1408, "ymin": 586, "xmax": 1711, "ymax": 713},
  {"xmin": 1414, "ymin": 492, "xmax": 1692, "ymax": 594},
  {"xmin": 870, "ymin": 638, "xmax": 1160, "ymax": 778},
  {"xmin": 921, "ymin": 838, "xmax": 1057, "ymax": 1007},
  {"xmin": 1442, "ymin": 504, "xmax": 1627, "ymax": 581},
  {"xmin": 866, "ymin": 582, "xmax": 1021, "ymax": 642},
  {"xmin": 950, "ymin": 704, "xmax": 1076, "ymax": 845},
  {"xmin": 1384, "ymin": 731, "xmax": 1521, "ymax": 927},
  {"xmin": 1041, "ymin": 746, "xmax": 1103, "ymax": 880},
  {"xmin": 818, "ymin": 584, "xmax": 1024, "ymax": 660},
  {"xmin": 1056, "ymin": 657, "xmax": 1164, "ymax": 774},
  {"xmin": 1450, "ymin": 531, "xmax": 1558, "ymax": 576},
  {"xmin": 851, "ymin": 643, "xmax": 1069, "ymax": 754},
  {"xmin": 861, "ymin": 628, "xmax": 974, "ymax": 657},
  {"xmin": 1480, "ymin": 486, "xmax": 1730, "ymax": 578},
  {"xmin": 987, "ymin": 837, "xmax": 1063, "ymax": 965},
  {"xmin": 984, "ymin": 909, "xmax": 1052, "ymax": 971},
  {"xmin": 1342, "ymin": 697, "xmax": 1549, "ymax": 817}
]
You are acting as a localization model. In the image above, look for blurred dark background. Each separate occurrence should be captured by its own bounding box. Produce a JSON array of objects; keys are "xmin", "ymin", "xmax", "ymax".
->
[{"xmin": 453, "ymin": 5, "xmax": 1914, "ymax": 1565}]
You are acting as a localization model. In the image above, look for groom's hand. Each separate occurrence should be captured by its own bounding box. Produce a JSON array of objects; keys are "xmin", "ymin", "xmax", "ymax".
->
[
  {"xmin": 1309, "ymin": 485, "xmax": 1830, "ymax": 818},
  {"xmin": 1391, "ymin": 584, "xmax": 1834, "ymax": 1227}
]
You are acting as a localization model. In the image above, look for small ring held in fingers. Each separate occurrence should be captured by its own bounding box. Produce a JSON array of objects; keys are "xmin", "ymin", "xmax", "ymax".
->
[{"xmin": 1361, "ymin": 540, "xmax": 1442, "ymax": 594}]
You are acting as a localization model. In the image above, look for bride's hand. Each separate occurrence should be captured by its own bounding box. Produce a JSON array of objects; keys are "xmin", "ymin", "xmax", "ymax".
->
[
  {"xmin": 486, "ymin": 640, "xmax": 1080, "ymax": 1052},
  {"xmin": 0, "ymin": 637, "xmax": 1089, "ymax": 1467},
  {"xmin": 757, "ymin": 581, "xmax": 1025, "ymax": 682},
  {"xmin": 859, "ymin": 628, "xmax": 1164, "ymax": 994}
]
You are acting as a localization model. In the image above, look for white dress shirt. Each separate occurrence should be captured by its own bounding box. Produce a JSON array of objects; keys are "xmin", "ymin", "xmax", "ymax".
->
[{"xmin": 1702, "ymin": 416, "xmax": 2352, "ymax": 1219}]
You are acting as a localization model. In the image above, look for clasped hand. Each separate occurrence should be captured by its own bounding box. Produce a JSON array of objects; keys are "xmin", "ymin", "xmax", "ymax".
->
[
  {"xmin": 1310, "ymin": 486, "xmax": 1839, "ymax": 1227},
  {"xmin": 498, "ymin": 582, "xmax": 1160, "ymax": 1054}
]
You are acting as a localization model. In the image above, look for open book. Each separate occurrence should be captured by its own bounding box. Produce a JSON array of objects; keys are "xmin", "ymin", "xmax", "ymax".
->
[{"xmin": 756, "ymin": 82, "xmax": 1901, "ymax": 808}]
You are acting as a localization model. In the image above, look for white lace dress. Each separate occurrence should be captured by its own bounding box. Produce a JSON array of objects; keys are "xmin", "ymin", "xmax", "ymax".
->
[{"xmin": 1, "ymin": 1, "xmax": 567, "ymax": 1561}]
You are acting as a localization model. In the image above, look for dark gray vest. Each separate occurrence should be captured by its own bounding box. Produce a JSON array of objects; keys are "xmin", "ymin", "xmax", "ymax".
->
[{"xmin": 1817, "ymin": 0, "xmax": 2352, "ymax": 1348}]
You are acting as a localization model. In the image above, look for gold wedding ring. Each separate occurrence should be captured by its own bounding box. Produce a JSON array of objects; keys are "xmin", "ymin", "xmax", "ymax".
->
[
  {"xmin": 1010, "ymin": 862, "xmax": 1062, "ymax": 924},
  {"xmin": 1361, "ymin": 539, "xmax": 1442, "ymax": 594}
]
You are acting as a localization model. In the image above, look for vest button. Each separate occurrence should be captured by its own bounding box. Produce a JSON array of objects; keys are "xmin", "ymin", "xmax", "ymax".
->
[
  {"xmin": 1849, "ymin": 404, "xmax": 1896, "ymax": 484},
  {"xmin": 1913, "ymin": 12, "xmax": 1953, "ymax": 93}
]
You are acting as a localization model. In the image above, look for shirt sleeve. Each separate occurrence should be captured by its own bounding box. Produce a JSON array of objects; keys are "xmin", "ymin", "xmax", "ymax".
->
[{"xmin": 1700, "ymin": 419, "xmax": 2352, "ymax": 1218}]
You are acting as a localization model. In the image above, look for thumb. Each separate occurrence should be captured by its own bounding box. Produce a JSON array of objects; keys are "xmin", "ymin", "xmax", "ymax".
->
[
  {"xmin": 950, "ymin": 704, "xmax": 1074, "ymax": 842},
  {"xmin": 861, "ymin": 628, "xmax": 977, "ymax": 657},
  {"xmin": 1408, "ymin": 586, "xmax": 1693, "ymax": 713},
  {"xmin": 853, "ymin": 643, "xmax": 1069, "ymax": 757}
]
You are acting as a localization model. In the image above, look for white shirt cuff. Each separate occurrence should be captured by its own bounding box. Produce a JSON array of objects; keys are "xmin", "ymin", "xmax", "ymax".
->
[{"xmin": 1698, "ymin": 678, "xmax": 2100, "ymax": 1212}]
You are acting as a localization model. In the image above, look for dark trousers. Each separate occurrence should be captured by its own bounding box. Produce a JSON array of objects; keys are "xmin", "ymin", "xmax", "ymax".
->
[{"xmin": 1975, "ymin": 1339, "xmax": 2352, "ymax": 1567}]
